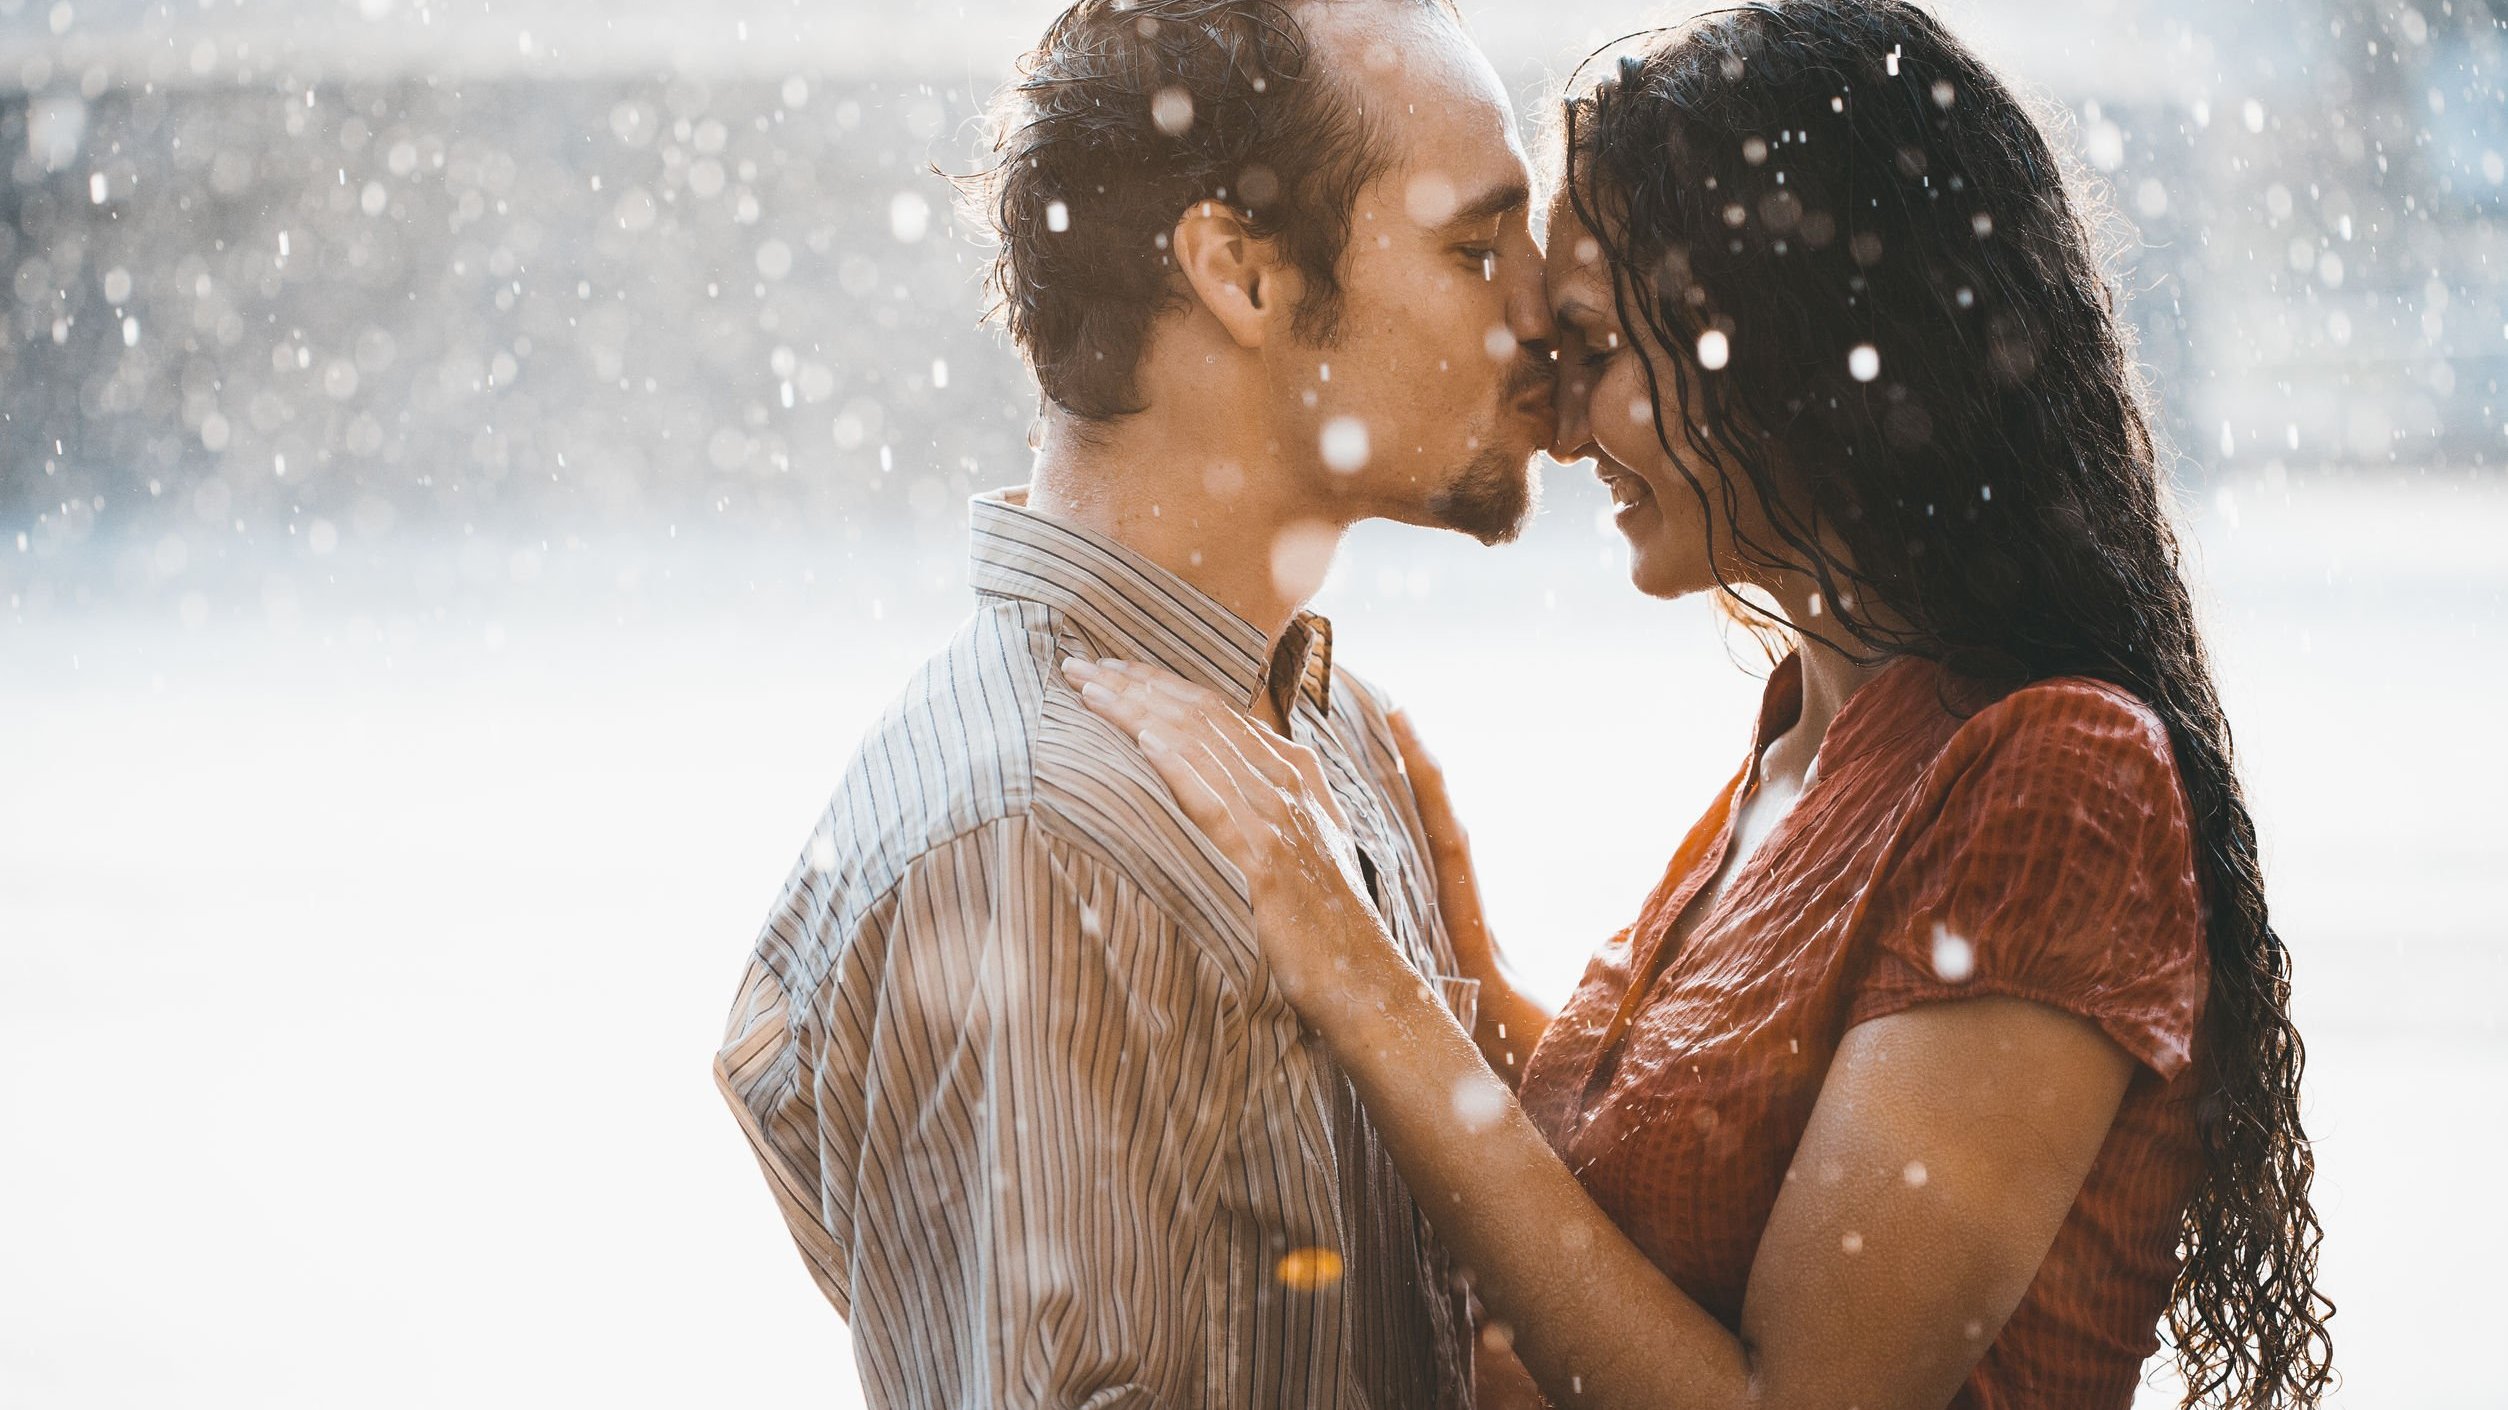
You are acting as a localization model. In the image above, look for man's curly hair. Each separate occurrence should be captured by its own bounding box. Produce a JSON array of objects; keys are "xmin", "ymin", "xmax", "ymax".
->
[{"xmin": 969, "ymin": 0, "xmax": 1454, "ymax": 421}]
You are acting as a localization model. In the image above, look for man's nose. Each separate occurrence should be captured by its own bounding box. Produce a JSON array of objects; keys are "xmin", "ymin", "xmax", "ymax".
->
[{"xmin": 1505, "ymin": 260, "xmax": 1555, "ymax": 347}]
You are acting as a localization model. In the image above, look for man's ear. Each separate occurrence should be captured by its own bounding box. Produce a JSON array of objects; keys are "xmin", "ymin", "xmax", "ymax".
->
[{"xmin": 1172, "ymin": 200, "xmax": 1302, "ymax": 350}]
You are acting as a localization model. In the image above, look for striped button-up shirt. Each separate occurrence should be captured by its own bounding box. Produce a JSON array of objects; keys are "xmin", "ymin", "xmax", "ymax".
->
[{"xmin": 715, "ymin": 487, "xmax": 1478, "ymax": 1408}]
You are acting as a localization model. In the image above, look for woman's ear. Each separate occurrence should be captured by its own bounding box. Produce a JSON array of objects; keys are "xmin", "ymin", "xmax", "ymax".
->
[{"xmin": 1172, "ymin": 200, "xmax": 1298, "ymax": 349}]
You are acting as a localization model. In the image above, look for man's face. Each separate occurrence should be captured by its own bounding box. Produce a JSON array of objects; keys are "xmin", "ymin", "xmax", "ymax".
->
[{"xmin": 1269, "ymin": 4, "xmax": 1555, "ymax": 545}]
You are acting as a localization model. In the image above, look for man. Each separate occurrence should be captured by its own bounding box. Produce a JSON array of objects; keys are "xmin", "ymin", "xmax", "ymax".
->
[{"xmin": 712, "ymin": 0, "xmax": 1554, "ymax": 1403}]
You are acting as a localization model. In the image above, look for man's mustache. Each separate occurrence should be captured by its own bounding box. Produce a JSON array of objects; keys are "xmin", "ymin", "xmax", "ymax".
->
[{"xmin": 1502, "ymin": 351, "xmax": 1556, "ymax": 407}]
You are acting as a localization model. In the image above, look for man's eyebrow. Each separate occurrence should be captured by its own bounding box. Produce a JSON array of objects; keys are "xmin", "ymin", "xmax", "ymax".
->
[{"xmin": 1438, "ymin": 178, "xmax": 1531, "ymax": 229}]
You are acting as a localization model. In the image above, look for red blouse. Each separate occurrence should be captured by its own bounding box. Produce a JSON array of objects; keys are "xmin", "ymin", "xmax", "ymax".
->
[{"xmin": 1516, "ymin": 655, "xmax": 2210, "ymax": 1408}]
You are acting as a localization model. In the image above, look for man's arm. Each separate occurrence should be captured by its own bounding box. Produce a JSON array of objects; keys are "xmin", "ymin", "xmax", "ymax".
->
[{"xmin": 720, "ymin": 814, "xmax": 1242, "ymax": 1409}]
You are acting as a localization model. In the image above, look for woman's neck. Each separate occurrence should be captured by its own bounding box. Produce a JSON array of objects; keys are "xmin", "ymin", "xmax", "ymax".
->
[{"xmin": 1761, "ymin": 583, "xmax": 1905, "ymax": 791}]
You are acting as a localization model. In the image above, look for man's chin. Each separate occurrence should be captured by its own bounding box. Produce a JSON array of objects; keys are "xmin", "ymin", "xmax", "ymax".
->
[{"xmin": 1426, "ymin": 448, "xmax": 1541, "ymax": 546}]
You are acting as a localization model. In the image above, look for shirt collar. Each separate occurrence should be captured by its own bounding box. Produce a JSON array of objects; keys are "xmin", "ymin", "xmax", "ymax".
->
[{"xmin": 968, "ymin": 486, "xmax": 1334, "ymax": 719}]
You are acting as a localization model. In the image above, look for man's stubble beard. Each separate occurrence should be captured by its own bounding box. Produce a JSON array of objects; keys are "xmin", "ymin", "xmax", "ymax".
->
[
  {"xmin": 1428, "ymin": 440, "xmax": 1541, "ymax": 546},
  {"xmin": 1427, "ymin": 351, "xmax": 1554, "ymax": 545}
]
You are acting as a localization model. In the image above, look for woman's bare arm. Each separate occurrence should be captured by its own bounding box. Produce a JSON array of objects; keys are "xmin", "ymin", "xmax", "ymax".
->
[{"xmin": 1316, "ymin": 950, "xmax": 2134, "ymax": 1409}]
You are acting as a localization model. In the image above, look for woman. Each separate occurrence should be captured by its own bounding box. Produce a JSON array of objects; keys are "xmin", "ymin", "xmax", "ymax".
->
[{"xmin": 1064, "ymin": 2, "xmax": 2332, "ymax": 1406}]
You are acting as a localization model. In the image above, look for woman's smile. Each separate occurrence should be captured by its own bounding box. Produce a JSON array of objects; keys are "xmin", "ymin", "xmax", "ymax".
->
[{"xmin": 1598, "ymin": 461, "xmax": 1658, "ymax": 527}]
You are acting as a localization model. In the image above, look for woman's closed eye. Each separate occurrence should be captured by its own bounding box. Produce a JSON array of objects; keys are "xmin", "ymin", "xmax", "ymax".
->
[{"xmin": 1562, "ymin": 324, "xmax": 1621, "ymax": 369}]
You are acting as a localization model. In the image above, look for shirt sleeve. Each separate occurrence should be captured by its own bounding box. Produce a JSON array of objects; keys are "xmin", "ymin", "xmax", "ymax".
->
[
  {"xmin": 1846, "ymin": 681, "xmax": 2209, "ymax": 1078},
  {"xmin": 717, "ymin": 813, "xmax": 1243, "ymax": 1409}
]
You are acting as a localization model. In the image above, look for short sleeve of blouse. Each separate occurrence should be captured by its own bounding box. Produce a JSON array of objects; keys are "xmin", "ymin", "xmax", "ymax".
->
[{"xmin": 1847, "ymin": 679, "xmax": 2209, "ymax": 1077}]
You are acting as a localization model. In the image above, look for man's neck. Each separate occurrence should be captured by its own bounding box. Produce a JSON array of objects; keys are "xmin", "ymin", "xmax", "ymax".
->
[{"xmin": 1026, "ymin": 413, "xmax": 1347, "ymax": 654}]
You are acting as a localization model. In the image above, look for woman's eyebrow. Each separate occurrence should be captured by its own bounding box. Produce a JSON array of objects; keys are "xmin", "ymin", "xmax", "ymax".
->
[{"xmin": 1554, "ymin": 296, "xmax": 1607, "ymax": 328}]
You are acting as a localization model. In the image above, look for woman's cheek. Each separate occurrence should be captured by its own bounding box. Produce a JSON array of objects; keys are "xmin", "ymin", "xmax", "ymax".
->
[{"xmin": 1594, "ymin": 362, "xmax": 1665, "ymax": 477}]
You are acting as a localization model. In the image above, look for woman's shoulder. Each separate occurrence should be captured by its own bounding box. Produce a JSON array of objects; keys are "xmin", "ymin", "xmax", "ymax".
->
[
  {"xmin": 1855, "ymin": 667, "xmax": 2210, "ymax": 1076},
  {"xmin": 1937, "ymin": 670, "xmax": 2184, "ymax": 798}
]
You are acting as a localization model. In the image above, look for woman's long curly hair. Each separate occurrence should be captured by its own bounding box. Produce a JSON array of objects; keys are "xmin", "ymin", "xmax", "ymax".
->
[{"xmin": 1562, "ymin": 3, "xmax": 2331, "ymax": 1404}]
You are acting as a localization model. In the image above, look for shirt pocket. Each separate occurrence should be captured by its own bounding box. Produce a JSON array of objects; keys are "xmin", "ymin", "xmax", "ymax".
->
[{"xmin": 1430, "ymin": 973, "xmax": 1480, "ymax": 1034}]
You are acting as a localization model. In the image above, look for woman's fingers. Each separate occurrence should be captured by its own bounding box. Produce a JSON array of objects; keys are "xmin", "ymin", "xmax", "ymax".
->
[
  {"xmin": 1132, "ymin": 726, "xmax": 1251, "ymax": 862},
  {"xmin": 1066, "ymin": 657, "xmax": 1302, "ymax": 793},
  {"xmin": 1280, "ymin": 733, "xmax": 1353, "ymax": 833},
  {"xmin": 1065, "ymin": 655, "xmax": 1368, "ymax": 877},
  {"xmin": 1067, "ymin": 657, "xmax": 1286, "ymax": 866}
]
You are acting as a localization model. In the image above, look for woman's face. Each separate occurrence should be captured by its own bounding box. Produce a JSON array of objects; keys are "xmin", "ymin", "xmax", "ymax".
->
[{"xmin": 1545, "ymin": 197, "xmax": 1763, "ymax": 601}]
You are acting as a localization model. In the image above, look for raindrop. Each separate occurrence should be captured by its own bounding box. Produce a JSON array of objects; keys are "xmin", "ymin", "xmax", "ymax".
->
[
  {"xmin": 1848, "ymin": 343, "xmax": 1880, "ymax": 382},
  {"xmin": 889, "ymin": 191, "xmax": 931, "ymax": 243},
  {"xmin": 1403, "ymin": 171, "xmax": 1458, "ymax": 226},
  {"xmin": 1045, "ymin": 199, "xmax": 1070, "ymax": 233},
  {"xmin": 1151, "ymin": 86, "xmax": 1194, "ymax": 138},
  {"xmin": 1930, "ymin": 924, "xmax": 1974, "ymax": 982},
  {"xmin": 2083, "ymin": 120, "xmax": 2125, "ymax": 172},
  {"xmin": 1904, "ymin": 1159, "xmax": 1929, "ymax": 1187},
  {"xmin": 1320, "ymin": 416, "xmax": 1370, "ymax": 473},
  {"xmin": 1451, "ymin": 1075, "xmax": 1506, "ymax": 1130},
  {"xmin": 1697, "ymin": 328, "xmax": 1731, "ymax": 370}
]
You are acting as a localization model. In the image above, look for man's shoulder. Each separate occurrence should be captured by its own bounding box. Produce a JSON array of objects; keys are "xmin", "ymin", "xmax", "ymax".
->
[
  {"xmin": 831, "ymin": 598, "xmax": 1056, "ymax": 855},
  {"xmin": 815, "ymin": 599, "xmax": 1241, "ymax": 929}
]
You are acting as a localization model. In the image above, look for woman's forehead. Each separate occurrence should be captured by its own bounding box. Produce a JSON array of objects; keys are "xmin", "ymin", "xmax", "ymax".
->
[{"xmin": 1542, "ymin": 201, "xmax": 1611, "ymax": 292}]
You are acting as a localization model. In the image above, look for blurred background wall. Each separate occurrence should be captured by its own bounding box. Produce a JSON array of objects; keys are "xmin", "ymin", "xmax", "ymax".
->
[
  {"xmin": 4, "ymin": 1, "xmax": 2502, "ymax": 1406},
  {"xmin": 6, "ymin": 0, "xmax": 2502, "ymax": 556}
]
